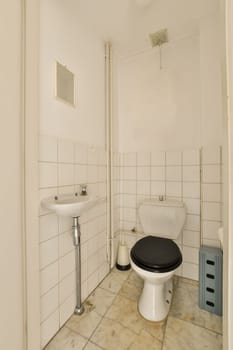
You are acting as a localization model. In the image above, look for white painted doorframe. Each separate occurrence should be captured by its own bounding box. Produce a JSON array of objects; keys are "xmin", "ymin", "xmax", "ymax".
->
[
  {"xmin": 23, "ymin": 0, "xmax": 41, "ymax": 349},
  {"xmin": 225, "ymin": 1, "xmax": 233, "ymax": 349},
  {"xmin": 23, "ymin": 1, "xmax": 233, "ymax": 349}
]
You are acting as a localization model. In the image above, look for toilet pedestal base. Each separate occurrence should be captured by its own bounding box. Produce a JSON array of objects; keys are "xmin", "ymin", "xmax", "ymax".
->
[{"xmin": 138, "ymin": 278, "xmax": 173, "ymax": 321}]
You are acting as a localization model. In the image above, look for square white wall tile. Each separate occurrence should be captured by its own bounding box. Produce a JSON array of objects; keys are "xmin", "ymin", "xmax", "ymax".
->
[
  {"xmin": 81, "ymin": 241, "xmax": 88, "ymax": 262},
  {"xmin": 40, "ymin": 261, "xmax": 59, "ymax": 296},
  {"xmin": 151, "ymin": 181, "xmax": 165, "ymax": 196},
  {"xmin": 88, "ymin": 147, "xmax": 98, "ymax": 165},
  {"xmin": 58, "ymin": 185, "xmax": 75, "ymax": 195},
  {"xmin": 137, "ymin": 181, "xmax": 150, "ymax": 196},
  {"xmin": 137, "ymin": 152, "xmax": 150, "ymax": 166},
  {"xmin": 98, "ymin": 149, "xmax": 107, "ymax": 166},
  {"xmin": 40, "ymin": 285, "xmax": 59, "ymax": 322},
  {"xmin": 183, "ymin": 182, "xmax": 200, "ymax": 199},
  {"xmin": 40, "ymin": 237, "xmax": 59, "ymax": 269},
  {"xmin": 58, "ymin": 163, "xmax": 74, "ymax": 186},
  {"xmin": 202, "ymin": 220, "xmax": 221, "ymax": 240},
  {"xmin": 59, "ymin": 231, "xmax": 73, "ymax": 257},
  {"xmin": 123, "ymin": 208, "xmax": 136, "ymax": 222},
  {"xmin": 40, "ymin": 135, "xmax": 57, "ymax": 162},
  {"xmin": 184, "ymin": 214, "xmax": 200, "ymax": 231},
  {"xmin": 99, "ymin": 166, "xmax": 107, "ymax": 182},
  {"xmin": 151, "ymin": 151, "xmax": 165, "ymax": 166},
  {"xmin": 59, "ymin": 272, "xmax": 75, "ymax": 304},
  {"xmin": 121, "ymin": 194, "xmax": 136, "ymax": 208},
  {"xmin": 183, "ymin": 166, "xmax": 200, "ymax": 182},
  {"xmin": 122, "ymin": 181, "xmax": 136, "ymax": 194},
  {"xmin": 137, "ymin": 167, "xmax": 150, "ymax": 181},
  {"xmin": 87, "ymin": 252, "xmax": 99, "ymax": 276},
  {"xmin": 59, "ymin": 250, "xmax": 75, "ymax": 280},
  {"xmin": 151, "ymin": 167, "xmax": 165, "ymax": 181},
  {"xmin": 202, "ymin": 202, "xmax": 221, "ymax": 221},
  {"xmin": 202, "ymin": 238, "xmax": 221, "ymax": 248},
  {"xmin": 39, "ymin": 214, "xmax": 58, "ymax": 243},
  {"xmin": 202, "ymin": 183, "xmax": 221, "ymax": 202},
  {"xmin": 166, "ymin": 151, "xmax": 182, "ymax": 166},
  {"xmin": 182, "ymin": 150, "xmax": 200, "ymax": 165},
  {"xmin": 81, "ymin": 260, "xmax": 88, "ymax": 282},
  {"xmin": 75, "ymin": 164, "xmax": 87, "ymax": 184},
  {"xmin": 123, "ymin": 167, "xmax": 137, "ymax": 180},
  {"xmin": 59, "ymin": 293, "xmax": 76, "ymax": 327},
  {"xmin": 75, "ymin": 142, "xmax": 87, "ymax": 164},
  {"xmin": 87, "ymin": 165, "xmax": 98, "ymax": 183},
  {"xmin": 202, "ymin": 165, "xmax": 221, "ymax": 183},
  {"xmin": 183, "ymin": 198, "xmax": 200, "ymax": 215},
  {"xmin": 58, "ymin": 139, "xmax": 74, "ymax": 163},
  {"xmin": 166, "ymin": 182, "xmax": 182, "ymax": 197},
  {"xmin": 87, "ymin": 235, "xmax": 99, "ymax": 257},
  {"xmin": 183, "ymin": 246, "xmax": 199, "ymax": 264},
  {"xmin": 39, "ymin": 163, "xmax": 57, "ymax": 188},
  {"xmin": 166, "ymin": 166, "xmax": 182, "ymax": 182},
  {"xmin": 81, "ymin": 280, "xmax": 88, "ymax": 302},
  {"xmin": 58, "ymin": 216, "xmax": 73, "ymax": 234},
  {"xmin": 87, "ymin": 272, "xmax": 99, "ymax": 295},
  {"xmin": 182, "ymin": 262, "xmax": 198, "ymax": 280},
  {"xmin": 202, "ymin": 146, "xmax": 221, "ymax": 164},
  {"xmin": 183, "ymin": 230, "xmax": 200, "ymax": 248},
  {"xmin": 123, "ymin": 152, "xmax": 137, "ymax": 166},
  {"xmin": 40, "ymin": 310, "xmax": 59, "ymax": 349}
]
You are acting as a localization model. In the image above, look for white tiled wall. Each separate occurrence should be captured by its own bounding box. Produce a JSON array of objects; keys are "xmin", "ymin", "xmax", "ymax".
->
[
  {"xmin": 201, "ymin": 146, "xmax": 222, "ymax": 248},
  {"xmin": 116, "ymin": 146, "xmax": 222, "ymax": 282},
  {"xmin": 39, "ymin": 135, "xmax": 109, "ymax": 348}
]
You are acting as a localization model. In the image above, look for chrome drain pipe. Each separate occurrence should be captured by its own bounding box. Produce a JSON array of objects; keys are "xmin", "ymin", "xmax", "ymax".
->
[{"xmin": 72, "ymin": 217, "xmax": 84, "ymax": 315}]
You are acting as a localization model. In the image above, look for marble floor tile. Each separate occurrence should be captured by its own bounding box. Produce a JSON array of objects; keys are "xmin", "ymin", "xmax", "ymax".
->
[
  {"xmin": 118, "ymin": 279, "xmax": 142, "ymax": 301},
  {"xmin": 128, "ymin": 329, "xmax": 162, "ymax": 350},
  {"xmin": 163, "ymin": 316, "xmax": 222, "ymax": 350},
  {"xmin": 43, "ymin": 269, "xmax": 223, "ymax": 350},
  {"xmin": 86, "ymin": 287, "xmax": 116, "ymax": 317},
  {"xmin": 170, "ymin": 278, "xmax": 222, "ymax": 334},
  {"xmin": 99, "ymin": 269, "xmax": 130, "ymax": 294},
  {"xmin": 105, "ymin": 294, "xmax": 165, "ymax": 341},
  {"xmin": 66, "ymin": 309, "xmax": 102, "ymax": 339},
  {"xmin": 84, "ymin": 341, "xmax": 103, "ymax": 350},
  {"xmin": 90, "ymin": 317, "xmax": 136, "ymax": 350},
  {"xmin": 45, "ymin": 326, "xmax": 87, "ymax": 350},
  {"xmin": 127, "ymin": 270, "xmax": 144, "ymax": 289}
]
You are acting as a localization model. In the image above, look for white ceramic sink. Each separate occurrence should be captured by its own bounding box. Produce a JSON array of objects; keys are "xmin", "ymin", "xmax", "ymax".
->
[{"xmin": 42, "ymin": 193, "xmax": 99, "ymax": 217}]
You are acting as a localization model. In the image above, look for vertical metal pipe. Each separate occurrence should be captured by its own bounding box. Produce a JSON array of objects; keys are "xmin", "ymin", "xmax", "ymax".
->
[{"xmin": 72, "ymin": 217, "xmax": 84, "ymax": 315}]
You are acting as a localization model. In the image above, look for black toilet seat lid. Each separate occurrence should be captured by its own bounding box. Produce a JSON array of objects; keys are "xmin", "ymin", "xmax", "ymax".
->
[{"xmin": 130, "ymin": 236, "xmax": 182, "ymax": 273}]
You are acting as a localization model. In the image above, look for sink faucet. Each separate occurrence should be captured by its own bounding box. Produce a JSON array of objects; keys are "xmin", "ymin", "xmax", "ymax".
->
[{"xmin": 80, "ymin": 184, "xmax": 87, "ymax": 196}]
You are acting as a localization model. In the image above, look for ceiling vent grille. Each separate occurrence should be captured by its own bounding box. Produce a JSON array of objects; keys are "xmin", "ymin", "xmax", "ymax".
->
[{"xmin": 149, "ymin": 29, "xmax": 168, "ymax": 47}]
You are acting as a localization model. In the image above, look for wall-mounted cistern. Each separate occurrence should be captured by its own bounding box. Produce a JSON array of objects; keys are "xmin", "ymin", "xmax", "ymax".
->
[{"xmin": 41, "ymin": 188, "xmax": 99, "ymax": 316}]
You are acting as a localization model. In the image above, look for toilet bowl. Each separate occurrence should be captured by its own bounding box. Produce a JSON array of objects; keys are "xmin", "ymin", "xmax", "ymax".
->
[{"xmin": 130, "ymin": 199, "xmax": 186, "ymax": 321}]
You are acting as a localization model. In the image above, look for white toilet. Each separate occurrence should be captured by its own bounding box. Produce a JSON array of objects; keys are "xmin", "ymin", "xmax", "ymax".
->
[{"xmin": 130, "ymin": 199, "xmax": 186, "ymax": 322}]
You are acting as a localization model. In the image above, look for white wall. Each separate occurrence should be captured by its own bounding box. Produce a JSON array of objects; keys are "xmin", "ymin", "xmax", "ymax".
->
[
  {"xmin": 200, "ymin": 12, "xmax": 223, "ymax": 146},
  {"xmin": 117, "ymin": 12, "xmax": 223, "ymax": 152},
  {"xmin": 118, "ymin": 35, "xmax": 201, "ymax": 151},
  {"xmin": 0, "ymin": 2, "xmax": 24, "ymax": 349},
  {"xmin": 40, "ymin": 0, "xmax": 106, "ymax": 146},
  {"xmin": 39, "ymin": 1, "xmax": 108, "ymax": 346}
]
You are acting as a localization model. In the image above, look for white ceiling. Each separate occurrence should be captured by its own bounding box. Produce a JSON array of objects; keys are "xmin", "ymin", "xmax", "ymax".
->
[{"xmin": 77, "ymin": 0, "xmax": 220, "ymax": 55}]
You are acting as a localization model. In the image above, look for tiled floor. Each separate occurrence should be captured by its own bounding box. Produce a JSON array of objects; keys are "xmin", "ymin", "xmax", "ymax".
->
[{"xmin": 45, "ymin": 268, "xmax": 223, "ymax": 350}]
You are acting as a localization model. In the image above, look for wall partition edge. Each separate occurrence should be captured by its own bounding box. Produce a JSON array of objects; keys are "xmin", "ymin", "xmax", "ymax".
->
[
  {"xmin": 23, "ymin": 0, "xmax": 41, "ymax": 349},
  {"xmin": 105, "ymin": 42, "xmax": 115, "ymax": 269},
  {"xmin": 225, "ymin": 0, "xmax": 233, "ymax": 349}
]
